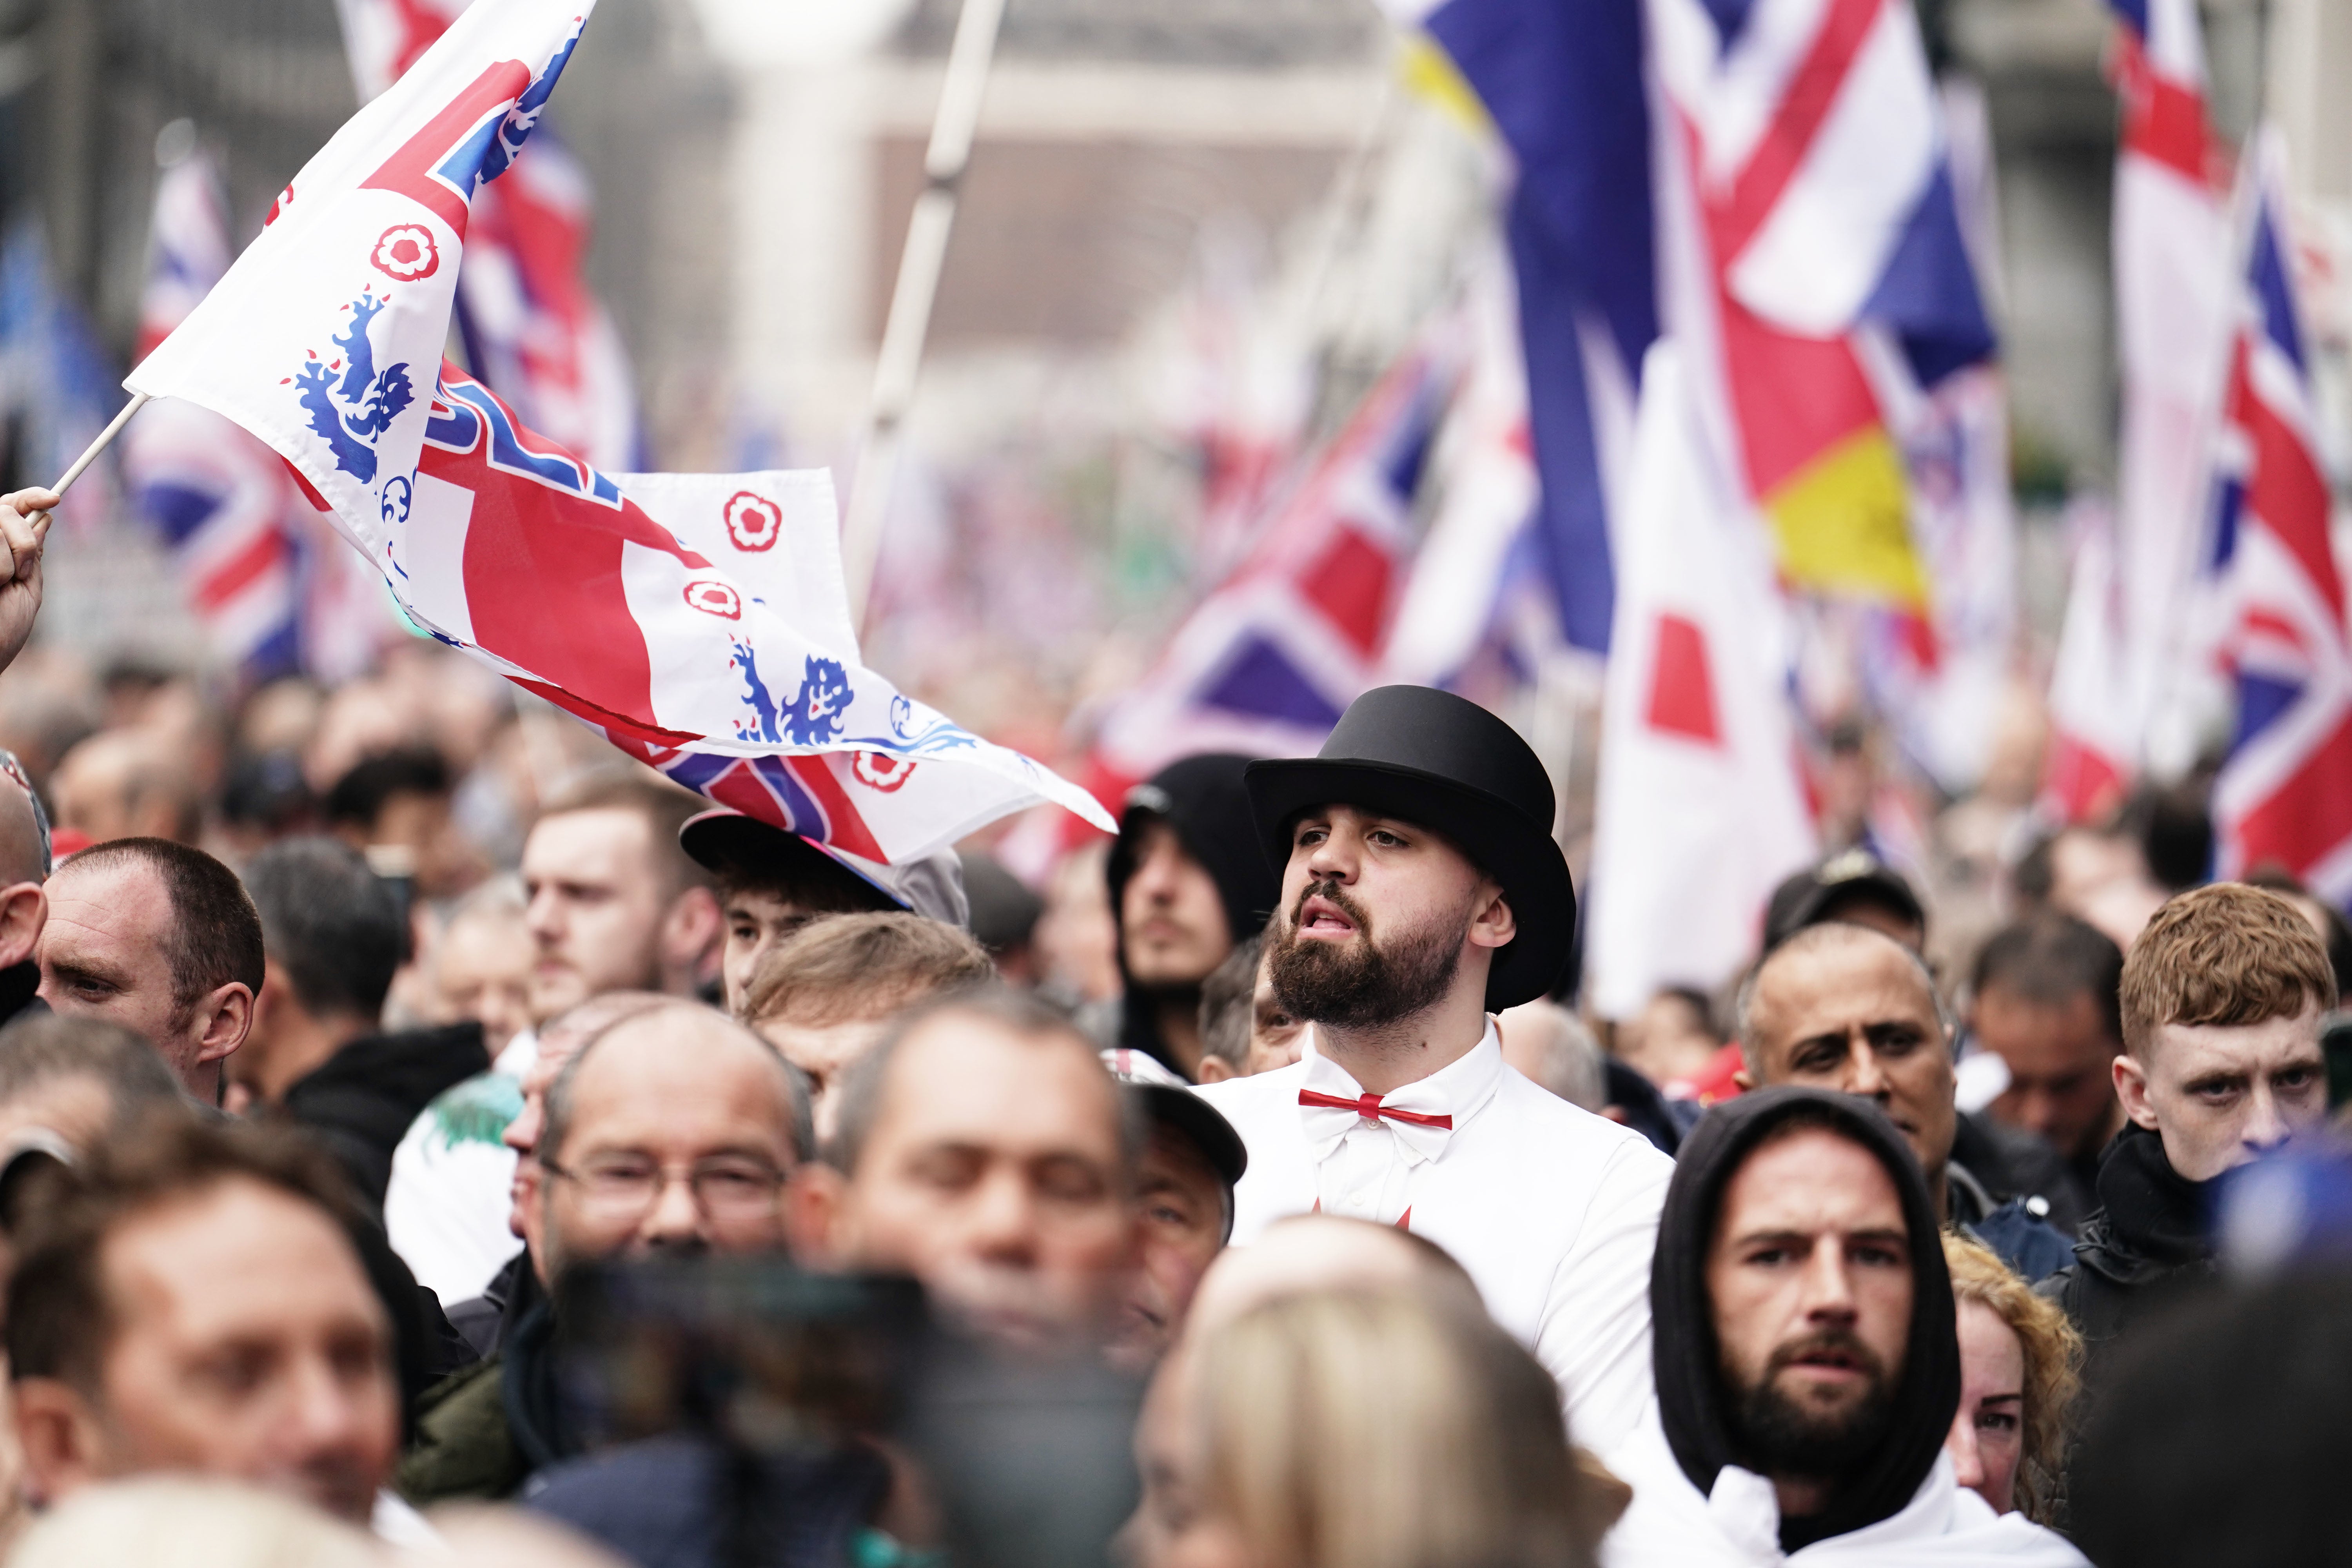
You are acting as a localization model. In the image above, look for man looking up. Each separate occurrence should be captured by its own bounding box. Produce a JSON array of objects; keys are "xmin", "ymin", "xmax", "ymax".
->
[
  {"xmin": 680, "ymin": 806, "xmax": 967, "ymax": 1014},
  {"xmin": 238, "ymin": 838, "xmax": 488, "ymax": 1207},
  {"xmin": 2045, "ymin": 882, "xmax": 2335, "ymax": 1390},
  {"xmin": 1971, "ymin": 913, "xmax": 2128, "ymax": 1220},
  {"xmin": 789, "ymin": 991, "xmax": 1140, "ymax": 1354},
  {"xmin": 1604, "ymin": 1088, "xmax": 2085, "ymax": 1564},
  {"xmin": 38, "ymin": 838, "xmax": 263, "ymax": 1099},
  {"xmin": 522, "ymin": 771, "xmax": 721, "ymax": 1024},
  {"xmin": 400, "ymin": 1000, "xmax": 809, "ymax": 1503},
  {"xmin": 1105, "ymin": 755, "xmax": 1279, "ymax": 1079},
  {"xmin": 6, "ymin": 1116, "xmax": 403, "ymax": 1532},
  {"xmin": 1193, "ymin": 685, "xmax": 1672, "ymax": 1452},
  {"xmin": 1737, "ymin": 923, "xmax": 2073, "ymax": 1280}
]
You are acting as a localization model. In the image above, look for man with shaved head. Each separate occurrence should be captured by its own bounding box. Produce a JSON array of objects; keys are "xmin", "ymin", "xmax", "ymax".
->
[
  {"xmin": 399, "ymin": 1001, "xmax": 809, "ymax": 1503},
  {"xmin": 1737, "ymin": 922, "xmax": 2071, "ymax": 1280}
]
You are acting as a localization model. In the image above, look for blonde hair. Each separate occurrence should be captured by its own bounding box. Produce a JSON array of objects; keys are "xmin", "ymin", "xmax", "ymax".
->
[
  {"xmin": 741, "ymin": 911, "xmax": 994, "ymax": 1029},
  {"xmin": 8, "ymin": 1478, "xmax": 382, "ymax": 1568},
  {"xmin": 1943, "ymin": 1233, "xmax": 2083, "ymax": 1523},
  {"xmin": 1191, "ymin": 1289, "xmax": 1601, "ymax": 1568}
]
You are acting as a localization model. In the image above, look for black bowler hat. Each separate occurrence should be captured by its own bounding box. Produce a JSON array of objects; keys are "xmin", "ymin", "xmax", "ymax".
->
[{"xmin": 1243, "ymin": 685, "xmax": 1574, "ymax": 1010}]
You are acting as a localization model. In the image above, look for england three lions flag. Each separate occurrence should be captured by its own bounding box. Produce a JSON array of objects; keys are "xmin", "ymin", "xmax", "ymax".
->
[{"xmin": 127, "ymin": 0, "xmax": 1112, "ymax": 857}]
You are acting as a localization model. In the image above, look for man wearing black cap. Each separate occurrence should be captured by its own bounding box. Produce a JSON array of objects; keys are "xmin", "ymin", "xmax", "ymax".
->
[
  {"xmin": 1762, "ymin": 850, "xmax": 1928, "ymax": 955},
  {"xmin": 679, "ymin": 807, "xmax": 968, "ymax": 1014},
  {"xmin": 1193, "ymin": 685, "xmax": 1672, "ymax": 1452},
  {"xmin": 1099, "ymin": 1048, "xmax": 1246, "ymax": 1369},
  {"xmin": 1104, "ymin": 755, "xmax": 1280, "ymax": 1080},
  {"xmin": 1602, "ymin": 1087, "xmax": 2085, "ymax": 1565}
]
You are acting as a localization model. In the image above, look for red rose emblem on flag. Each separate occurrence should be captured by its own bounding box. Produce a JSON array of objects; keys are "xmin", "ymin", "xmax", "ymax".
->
[
  {"xmin": 370, "ymin": 224, "xmax": 439, "ymax": 282},
  {"xmin": 683, "ymin": 581, "xmax": 742, "ymax": 619},
  {"xmin": 724, "ymin": 491, "xmax": 783, "ymax": 552},
  {"xmin": 852, "ymin": 752, "xmax": 916, "ymax": 792}
]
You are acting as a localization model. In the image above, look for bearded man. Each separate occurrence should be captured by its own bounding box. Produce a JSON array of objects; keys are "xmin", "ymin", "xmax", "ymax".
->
[{"xmin": 1193, "ymin": 685, "xmax": 1673, "ymax": 1452}]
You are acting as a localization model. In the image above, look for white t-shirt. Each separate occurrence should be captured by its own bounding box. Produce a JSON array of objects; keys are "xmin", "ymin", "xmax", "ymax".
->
[
  {"xmin": 1193, "ymin": 1020, "xmax": 1675, "ymax": 1454},
  {"xmin": 383, "ymin": 1030, "xmax": 536, "ymax": 1305}
]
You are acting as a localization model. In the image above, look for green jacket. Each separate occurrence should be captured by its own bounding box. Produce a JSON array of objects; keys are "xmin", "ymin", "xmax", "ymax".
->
[{"xmin": 397, "ymin": 1352, "xmax": 526, "ymax": 1503}]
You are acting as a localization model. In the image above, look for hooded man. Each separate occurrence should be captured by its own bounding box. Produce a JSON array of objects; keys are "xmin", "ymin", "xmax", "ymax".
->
[
  {"xmin": 1602, "ymin": 1088, "xmax": 2085, "ymax": 1566},
  {"xmin": 1103, "ymin": 755, "xmax": 1281, "ymax": 1080},
  {"xmin": 1193, "ymin": 686, "xmax": 1672, "ymax": 1453}
]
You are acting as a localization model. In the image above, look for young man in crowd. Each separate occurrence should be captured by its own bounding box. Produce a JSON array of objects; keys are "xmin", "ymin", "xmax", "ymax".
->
[
  {"xmin": 1104, "ymin": 754, "xmax": 1280, "ymax": 1079},
  {"xmin": 2045, "ymin": 882, "xmax": 2335, "ymax": 1390},
  {"xmin": 1098, "ymin": 1048, "xmax": 1248, "ymax": 1369},
  {"xmin": 1603, "ymin": 1087, "xmax": 2085, "ymax": 1564},
  {"xmin": 1192, "ymin": 931, "xmax": 1306, "ymax": 1082},
  {"xmin": 238, "ymin": 838, "xmax": 488, "ymax": 1209},
  {"xmin": 1735, "ymin": 922, "xmax": 2074, "ymax": 1279},
  {"xmin": 384, "ymin": 771, "xmax": 724, "ymax": 1303},
  {"xmin": 38, "ymin": 837, "xmax": 262, "ymax": 1100},
  {"xmin": 1969, "ymin": 913, "xmax": 2128, "ymax": 1230},
  {"xmin": 739, "ymin": 911, "xmax": 995, "ymax": 1142},
  {"xmin": 1192, "ymin": 685, "xmax": 1673, "ymax": 1454},
  {"xmin": 399, "ymin": 1000, "xmax": 809, "ymax": 1503},
  {"xmin": 788, "ymin": 991, "xmax": 1140, "ymax": 1355},
  {"xmin": 5, "ymin": 1116, "xmax": 420, "ymax": 1541},
  {"xmin": 680, "ymin": 805, "xmax": 967, "ymax": 1014}
]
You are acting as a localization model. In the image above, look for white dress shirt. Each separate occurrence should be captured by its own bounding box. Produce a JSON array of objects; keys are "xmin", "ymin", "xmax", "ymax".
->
[{"xmin": 1193, "ymin": 1019, "xmax": 1674, "ymax": 1453}]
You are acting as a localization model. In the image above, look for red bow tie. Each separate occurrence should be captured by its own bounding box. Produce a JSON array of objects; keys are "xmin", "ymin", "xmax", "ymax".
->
[{"xmin": 1297, "ymin": 1089, "xmax": 1454, "ymax": 1130}]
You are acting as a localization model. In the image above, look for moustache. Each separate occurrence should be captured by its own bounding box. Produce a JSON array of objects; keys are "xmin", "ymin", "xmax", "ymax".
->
[
  {"xmin": 1764, "ymin": 1329, "xmax": 1888, "ymax": 1384},
  {"xmin": 1289, "ymin": 878, "xmax": 1372, "ymax": 935}
]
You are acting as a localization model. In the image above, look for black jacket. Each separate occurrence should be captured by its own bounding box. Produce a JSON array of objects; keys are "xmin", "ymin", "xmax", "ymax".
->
[
  {"xmin": 0, "ymin": 961, "xmax": 44, "ymax": 1033},
  {"xmin": 283, "ymin": 1021, "xmax": 490, "ymax": 1210},
  {"xmin": 1949, "ymin": 1109, "xmax": 2090, "ymax": 1236},
  {"xmin": 2041, "ymin": 1121, "xmax": 2221, "ymax": 1399}
]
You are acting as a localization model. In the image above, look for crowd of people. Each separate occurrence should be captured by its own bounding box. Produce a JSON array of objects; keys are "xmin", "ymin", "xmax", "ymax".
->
[{"xmin": 0, "ymin": 481, "xmax": 2341, "ymax": 1567}]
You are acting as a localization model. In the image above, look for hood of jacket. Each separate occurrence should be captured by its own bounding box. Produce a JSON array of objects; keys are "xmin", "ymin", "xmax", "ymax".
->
[
  {"xmin": 1651, "ymin": 1087, "xmax": 1961, "ymax": 1552},
  {"xmin": 2073, "ymin": 1120, "xmax": 2221, "ymax": 1286}
]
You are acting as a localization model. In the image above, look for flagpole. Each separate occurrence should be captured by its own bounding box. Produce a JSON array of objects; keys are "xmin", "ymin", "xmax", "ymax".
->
[
  {"xmin": 47, "ymin": 392, "xmax": 150, "ymax": 499},
  {"xmin": 839, "ymin": 0, "xmax": 1009, "ymax": 633}
]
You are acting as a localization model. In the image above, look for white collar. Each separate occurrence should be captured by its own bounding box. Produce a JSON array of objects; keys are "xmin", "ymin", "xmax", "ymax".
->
[{"xmin": 1296, "ymin": 1017, "xmax": 1506, "ymax": 1165}]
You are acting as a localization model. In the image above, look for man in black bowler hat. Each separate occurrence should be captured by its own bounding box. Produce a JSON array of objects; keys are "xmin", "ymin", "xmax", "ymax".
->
[{"xmin": 1193, "ymin": 684, "xmax": 1673, "ymax": 1452}]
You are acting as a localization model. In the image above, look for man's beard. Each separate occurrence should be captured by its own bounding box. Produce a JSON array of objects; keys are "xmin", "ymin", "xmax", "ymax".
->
[
  {"xmin": 1267, "ymin": 880, "xmax": 1469, "ymax": 1029},
  {"xmin": 1726, "ymin": 1330, "xmax": 1899, "ymax": 1488}
]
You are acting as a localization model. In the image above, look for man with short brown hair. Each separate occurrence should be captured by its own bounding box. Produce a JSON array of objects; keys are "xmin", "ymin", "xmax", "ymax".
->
[{"xmin": 2047, "ymin": 882, "xmax": 2337, "ymax": 1389}]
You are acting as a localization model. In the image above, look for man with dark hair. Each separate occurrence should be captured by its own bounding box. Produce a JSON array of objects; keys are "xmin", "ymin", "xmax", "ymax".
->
[
  {"xmin": 2044, "ymin": 883, "xmax": 2336, "ymax": 1390},
  {"xmin": 5, "ymin": 1114, "xmax": 403, "ymax": 1531},
  {"xmin": 37, "ymin": 837, "xmax": 263, "ymax": 1098},
  {"xmin": 1603, "ymin": 1087, "xmax": 2085, "ymax": 1564},
  {"xmin": 524, "ymin": 771, "xmax": 722, "ymax": 1023},
  {"xmin": 239, "ymin": 838, "xmax": 489, "ymax": 1207},
  {"xmin": 323, "ymin": 746, "xmax": 472, "ymax": 901},
  {"xmin": 1104, "ymin": 754, "xmax": 1280, "ymax": 1079},
  {"xmin": 1762, "ymin": 850, "xmax": 1928, "ymax": 955},
  {"xmin": 789, "ymin": 990, "xmax": 1142, "ymax": 1353},
  {"xmin": 740, "ymin": 911, "xmax": 994, "ymax": 1140},
  {"xmin": 1971, "ymin": 913, "xmax": 2128, "ymax": 1225},
  {"xmin": 680, "ymin": 807, "xmax": 967, "ymax": 1014},
  {"xmin": 1735, "ymin": 923, "xmax": 2073, "ymax": 1279},
  {"xmin": 1191, "ymin": 931, "xmax": 1304, "ymax": 1083},
  {"xmin": 1193, "ymin": 686, "xmax": 1672, "ymax": 1453},
  {"xmin": 399, "ymin": 1000, "xmax": 808, "ymax": 1503}
]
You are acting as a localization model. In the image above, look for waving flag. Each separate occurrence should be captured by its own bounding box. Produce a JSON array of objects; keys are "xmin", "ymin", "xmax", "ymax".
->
[
  {"xmin": 1651, "ymin": 0, "xmax": 1995, "ymax": 611},
  {"xmin": 1091, "ymin": 348, "xmax": 1452, "ymax": 795},
  {"xmin": 334, "ymin": 0, "xmax": 640, "ymax": 471},
  {"xmin": 122, "ymin": 152, "xmax": 305, "ymax": 682},
  {"xmin": 1588, "ymin": 343, "xmax": 1817, "ymax": 1018},
  {"xmin": 2209, "ymin": 136, "xmax": 2352, "ymax": 900},
  {"xmin": 2041, "ymin": 497, "xmax": 2138, "ymax": 823},
  {"xmin": 2107, "ymin": 0, "xmax": 2234, "ymax": 771},
  {"xmin": 129, "ymin": 0, "xmax": 1109, "ymax": 859}
]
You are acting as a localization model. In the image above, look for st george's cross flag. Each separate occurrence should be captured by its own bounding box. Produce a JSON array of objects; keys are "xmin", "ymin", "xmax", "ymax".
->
[{"xmin": 125, "ymin": 0, "xmax": 1112, "ymax": 860}]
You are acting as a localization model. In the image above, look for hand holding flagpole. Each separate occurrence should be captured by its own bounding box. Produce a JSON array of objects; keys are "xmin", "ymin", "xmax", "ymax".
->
[{"xmin": 0, "ymin": 389, "xmax": 152, "ymax": 676}]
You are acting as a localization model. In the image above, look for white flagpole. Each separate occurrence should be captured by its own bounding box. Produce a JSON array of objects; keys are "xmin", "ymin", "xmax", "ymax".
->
[
  {"xmin": 838, "ymin": 0, "xmax": 1009, "ymax": 633},
  {"xmin": 47, "ymin": 392, "xmax": 150, "ymax": 499}
]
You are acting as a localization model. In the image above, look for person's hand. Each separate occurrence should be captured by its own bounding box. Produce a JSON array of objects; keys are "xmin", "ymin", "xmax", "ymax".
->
[{"xmin": 0, "ymin": 490, "xmax": 56, "ymax": 679}]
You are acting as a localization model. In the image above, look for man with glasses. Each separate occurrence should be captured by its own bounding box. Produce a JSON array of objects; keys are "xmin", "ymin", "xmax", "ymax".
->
[{"xmin": 398, "ymin": 1000, "xmax": 809, "ymax": 1503}]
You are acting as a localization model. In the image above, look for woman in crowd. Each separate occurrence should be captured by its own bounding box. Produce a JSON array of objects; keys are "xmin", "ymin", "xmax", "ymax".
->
[
  {"xmin": 1942, "ymin": 1233, "xmax": 2083, "ymax": 1523},
  {"xmin": 1132, "ymin": 1285, "xmax": 1617, "ymax": 1568}
]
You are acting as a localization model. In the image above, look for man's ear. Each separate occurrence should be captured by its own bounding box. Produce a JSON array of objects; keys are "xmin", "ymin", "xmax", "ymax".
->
[
  {"xmin": 784, "ymin": 1163, "xmax": 849, "ymax": 1270},
  {"xmin": 1194, "ymin": 1055, "xmax": 1238, "ymax": 1085},
  {"xmin": 2113, "ymin": 1053, "xmax": 2160, "ymax": 1131},
  {"xmin": 192, "ymin": 982, "xmax": 255, "ymax": 1067},
  {"xmin": 661, "ymin": 886, "xmax": 723, "ymax": 974},
  {"xmin": 1468, "ymin": 883, "xmax": 1517, "ymax": 952},
  {"xmin": 0, "ymin": 882, "xmax": 44, "ymax": 972},
  {"xmin": 13, "ymin": 1376, "xmax": 107, "ymax": 1508}
]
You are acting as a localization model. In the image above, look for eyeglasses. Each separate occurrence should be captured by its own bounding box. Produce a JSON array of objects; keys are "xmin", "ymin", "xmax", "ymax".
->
[{"xmin": 540, "ymin": 1156, "xmax": 788, "ymax": 1222}]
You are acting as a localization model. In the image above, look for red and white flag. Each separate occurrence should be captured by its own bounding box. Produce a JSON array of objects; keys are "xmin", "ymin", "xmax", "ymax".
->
[
  {"xmin": 2040, "ymin": 497, "xmax": 2138, "ymax": 824},
  {"xmin": 129, "ymin": 0, "xmax": 1109, "ymax": 861},
  {"xmin": 1587, "ymin": 343, "xmax": 1817, "ymax": 1019}
]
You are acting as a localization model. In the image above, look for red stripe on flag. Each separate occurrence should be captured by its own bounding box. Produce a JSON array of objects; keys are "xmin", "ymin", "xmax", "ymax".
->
[
  {"xmin": 784, "ymin": 755, "xmax": 888, "ymax": 862},
  {"xmin": 191, "ymin": 529, "xmax": 288, "ymax": 613},
  {"xmin": 1298, "ymin": 525, "xmax": 1395, "ymax": 656},
  {"xmin": 2244, "ymin": 396, "xmax": 2347, "ymax": 623},
  {"xmin": 1645, "ymin": 613, "xmax": 1723, "ymax": 745},
  {"xmin": 2232, "ymin": 713, "xmax": 2352, "ymax": 880},
  {"xmin": 509, "ymin": 679, "xmax": 700, "ymax": 748},
  {"xmin": 1711, "ymin": 0, "xmax": 1889, "ymax": 261},
  {"xmin": 1717, "ymin": 295, "xmax": 1884, "ymax": 499},
  {"xmin": 2112, "ymin": 31, "xmax": 2214, "ymax": 188},
  {"xmin": 360, "ymin": 60, "xmax": 532, "ymax": 237}
]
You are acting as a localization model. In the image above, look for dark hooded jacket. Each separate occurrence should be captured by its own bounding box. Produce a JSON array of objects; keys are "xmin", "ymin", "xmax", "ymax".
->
[
  {"xmin": 2040, "ymin": 1120, "xmax": 2221, "ymax": 1400},
  {"xmin": 1103, "ymin": 754, "xmax": 1279, "ymax": 1078},
  {"xmin": 1653, "ymin": 1087, "xmax": 1961, "ymax": 1554},
  {"xmin": 283, "ymin": 1020, "xmax": 490, "ymax": 1212}
]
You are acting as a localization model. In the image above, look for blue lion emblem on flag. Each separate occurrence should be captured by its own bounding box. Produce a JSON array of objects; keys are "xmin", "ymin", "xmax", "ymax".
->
[
  {"xmin": 731, "ymin": 644, "xmax": 853, "ymax": 747},
  {"xmin": 290, "ymin": 290, "xmax": 415, "ymax": 485}
]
